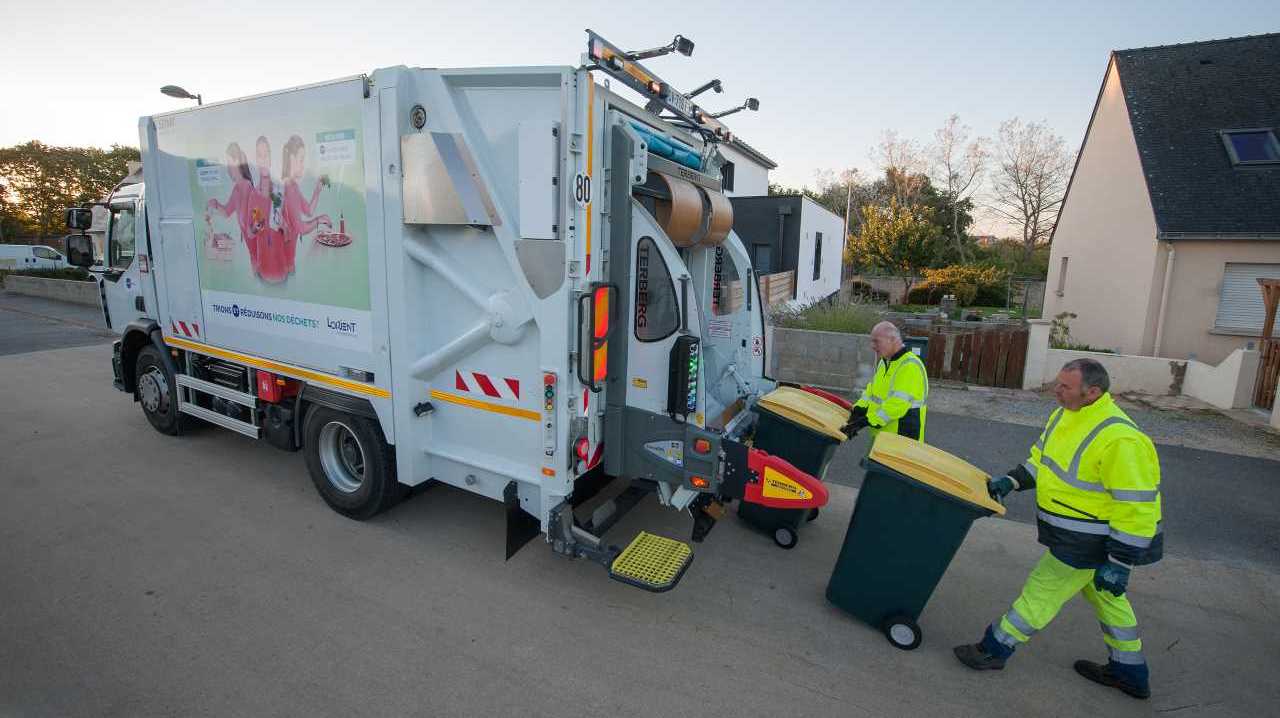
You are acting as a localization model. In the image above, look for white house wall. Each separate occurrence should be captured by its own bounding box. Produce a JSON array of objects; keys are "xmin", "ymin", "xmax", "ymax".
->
[
  {"xmin": 794, "ymin": 197, "xmax": 844, "ymax": 304},
  {"xmin": 1043, "ymin": 60, "xmax": 1161, "ymax": 355},
  {"xmin": 719, "ymin": 143, "xmax": 770, "ymax": 197}
]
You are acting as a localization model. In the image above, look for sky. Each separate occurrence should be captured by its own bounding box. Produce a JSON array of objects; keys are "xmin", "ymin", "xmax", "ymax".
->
[{"xmin": 2, "ymin": 0, "xmax": 1278, "ymax": 233}]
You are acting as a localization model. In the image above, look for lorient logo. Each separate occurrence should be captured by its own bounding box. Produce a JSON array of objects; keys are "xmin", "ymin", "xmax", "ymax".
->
[{"xmin": 327, "ymin": 317, "xmax": 358, "ymax": 335}]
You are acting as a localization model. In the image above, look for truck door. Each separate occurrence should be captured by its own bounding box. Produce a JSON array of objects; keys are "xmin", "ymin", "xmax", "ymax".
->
[
  {"xmin": 621, "ymin": 211, "xmax": 704, "ymax": 421},
  {"xmin": 688, "ymin": 233, "xmax": 770, "ymax": 429},
  {"xmin": 100, "ymin": 197, "xmax": 150, "ymax": 330}
]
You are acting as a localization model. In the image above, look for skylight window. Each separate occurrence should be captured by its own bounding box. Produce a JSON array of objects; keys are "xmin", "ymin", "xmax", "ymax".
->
[{"xmin": 1220, "ymin": 129, "xmax": 1280, "ymax": 166}]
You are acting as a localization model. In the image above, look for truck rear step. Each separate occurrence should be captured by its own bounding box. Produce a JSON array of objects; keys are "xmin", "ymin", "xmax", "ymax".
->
[{"xmin": 609, "ymin": 531, "xmax": 693, "ymax": 593}]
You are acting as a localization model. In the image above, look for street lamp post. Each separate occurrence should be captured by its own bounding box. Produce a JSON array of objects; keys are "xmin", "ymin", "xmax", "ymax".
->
[{"xmin": 160, "ymin": 85, "xmax": 202, "ymax": 105}]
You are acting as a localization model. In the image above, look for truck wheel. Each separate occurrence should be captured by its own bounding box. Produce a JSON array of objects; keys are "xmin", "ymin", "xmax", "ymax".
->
[
  {"xmin": 135, "ymin": 345, "xmax": 183, "ymax": 436},
  {"xmin": 303, "ymin": 406, "xmax": 403, "ymax": 520}
]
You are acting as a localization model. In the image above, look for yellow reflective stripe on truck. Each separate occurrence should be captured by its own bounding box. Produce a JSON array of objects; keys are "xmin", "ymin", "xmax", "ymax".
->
[
  {"xmin": 164, "ymin": 336, "xmax": 391, "ymax": 399},
  {"xmin": 429, "ymin": 389, "xmax": 540, "ymax": 422}
]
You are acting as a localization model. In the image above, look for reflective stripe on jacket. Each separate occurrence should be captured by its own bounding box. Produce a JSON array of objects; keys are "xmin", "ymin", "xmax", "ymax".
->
[
  {"xmin": 855, "ymin": 346, "xmax": 928, "ymax": 441},
  {"xmin": 1022, "ymin": 393, "xmax": 1163, "ymax": 568}
]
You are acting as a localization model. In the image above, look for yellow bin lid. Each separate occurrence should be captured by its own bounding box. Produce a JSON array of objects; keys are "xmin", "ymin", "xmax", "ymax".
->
[
  {"xmin": 868, "ymin": 433, "xmax": 1006, "ymax": 515},
  {"xmin": 756, "ymin": 386, "xmax": 850, "ymax": 441}
]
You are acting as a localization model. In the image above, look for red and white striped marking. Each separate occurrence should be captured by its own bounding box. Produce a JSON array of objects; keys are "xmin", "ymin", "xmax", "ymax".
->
[
  {"xmin": 170, "ymin": 320, "xmax": 201, "ymax": 338},
  {"xmin": 455, "ymin": 370, "xmax": 520, "ymax": 402}
]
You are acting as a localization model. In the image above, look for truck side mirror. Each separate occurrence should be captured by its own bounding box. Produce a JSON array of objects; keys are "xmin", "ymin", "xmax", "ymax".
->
[
  {"xmin": 65, "ymin": 207, "xmax": 93, "ymax": 231},
  {"xmin": 65, "ymin": 233, "xmax": 96, "ymax": 268}
]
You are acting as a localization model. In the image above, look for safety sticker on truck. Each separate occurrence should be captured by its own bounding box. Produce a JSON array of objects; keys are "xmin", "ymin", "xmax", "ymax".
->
[
  {"xmin": 455, "ymin": 370, "xmax": 521, "ymax": 403},
  {"xmin": 644, "ymin": 440, "xmax": 684, "ymax": 468}
]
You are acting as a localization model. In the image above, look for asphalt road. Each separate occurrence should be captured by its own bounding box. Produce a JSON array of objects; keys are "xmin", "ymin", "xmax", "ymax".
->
[
  {"xmin": 827, "ymin": 416, "xmax": 1280, "ymax": 570},
  {"xmin": 3, "ymin": 342, "xmax": 1279, "ymax": 717},
  {"xmin": 0, "ymin": 290, "xmax": 113, "ymax": 355}
]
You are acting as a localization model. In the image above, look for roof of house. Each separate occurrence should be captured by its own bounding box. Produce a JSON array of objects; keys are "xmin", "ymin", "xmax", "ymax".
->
[
  {"xmin": 1112, "ymin": 32, "xmax": 1280, "ymax": 238},
  {"xmin": 727, "ymin": 137, "xmax": 778, "ymax": 169}
]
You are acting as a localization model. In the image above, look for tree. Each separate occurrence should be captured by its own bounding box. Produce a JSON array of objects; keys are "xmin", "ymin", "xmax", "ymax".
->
[
  {"xmin": 846, "ymin": 198, "xmax": 943, "ymax": 298},
  {"xmin": 989, "ymin": 119, "xmax": 1071, "ymax": 262},
  {"xmin": 928, "ymin": 114, "xmax": 987, "ymax": 263},
  {"xmin": 872, "ymin": 130, "xmax": 927, "ymax": 205},
  {"xmin": 0, "ymin": 142, "xmax": 139, "ymax": 238}
]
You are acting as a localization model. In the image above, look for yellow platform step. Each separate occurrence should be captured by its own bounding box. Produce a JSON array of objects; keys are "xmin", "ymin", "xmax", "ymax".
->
[{"xmin": 609, "ymin": 531, "xmax": 694, "ymax": 592}]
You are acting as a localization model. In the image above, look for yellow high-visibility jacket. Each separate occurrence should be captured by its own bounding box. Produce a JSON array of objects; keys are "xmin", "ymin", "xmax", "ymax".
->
[
  {"xmin": 854, "ymin": 347, "xmax": 928, "ymax": 441},
  {"xmin": 1012, "ymin": 392, "xmax": 1164, "ymax": 568}
]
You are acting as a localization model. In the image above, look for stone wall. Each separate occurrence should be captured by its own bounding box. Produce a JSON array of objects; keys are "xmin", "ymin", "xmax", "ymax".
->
[
  {"xmin": 4, "ymin": 276, "xmax": 100, "ymax": 306},
  {"xmin": 768, "ymin": 326, "xmax": 876, "ymax": 393}
]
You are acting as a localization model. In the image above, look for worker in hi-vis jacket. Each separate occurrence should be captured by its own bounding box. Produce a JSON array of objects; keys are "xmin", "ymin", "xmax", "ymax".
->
[
  {"xmin": 844, "ymin": 321, "xmax": 928, "ymax": 442},
  {"xmin": 954, "ymin": 358, "xmax": 1163, "ymax": 701}
]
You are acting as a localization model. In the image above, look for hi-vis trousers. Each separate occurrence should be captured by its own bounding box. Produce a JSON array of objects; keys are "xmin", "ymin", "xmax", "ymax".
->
[{"xmin": 989, "ymin": 552, "xmax": 1145, "ymax": 666}]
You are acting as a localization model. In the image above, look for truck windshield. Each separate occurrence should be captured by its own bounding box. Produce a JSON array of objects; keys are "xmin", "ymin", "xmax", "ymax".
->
[{"xmin": 33, "ymin": 247, "xmax": 60, "ymax": 260}]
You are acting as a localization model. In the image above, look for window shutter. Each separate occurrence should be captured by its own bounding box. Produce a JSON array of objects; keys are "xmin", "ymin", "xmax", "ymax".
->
[{"xmin": 1215, "ymin": 263, "xmax": 1280, "ymax": 332}]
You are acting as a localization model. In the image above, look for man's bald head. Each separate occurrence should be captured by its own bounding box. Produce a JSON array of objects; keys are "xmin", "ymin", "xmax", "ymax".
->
[{"xmin": 870, "ymin": 321, "xmax": 904, "ymax": 359}]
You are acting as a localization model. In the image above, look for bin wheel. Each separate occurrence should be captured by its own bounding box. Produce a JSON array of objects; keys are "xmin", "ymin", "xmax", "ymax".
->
[
  {"xmin": 806, "ymin": 508, "xmax": 820, "ymax": 522},
  {"xmin": 773, "ymin": 526, "xmax": 798, "ymax": 550},
  {"xmin": 882, "ymin": 615, "xmax": 922, "ymax": 650}
]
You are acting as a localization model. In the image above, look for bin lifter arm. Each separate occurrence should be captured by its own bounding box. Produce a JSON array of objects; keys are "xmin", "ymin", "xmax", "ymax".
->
[{"xmin": 719, "ymin": 439, "xmax": 828, "ymax": 510}]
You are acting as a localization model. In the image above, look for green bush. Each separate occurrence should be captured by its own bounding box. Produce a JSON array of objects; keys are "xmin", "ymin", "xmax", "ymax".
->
[
  {"xmin": 9, "ymin": 267, "xmax": 93, "ymax": 281},
  {"xmin": 846, "ymin": 280, "xmax": 889, "ymax": 303},
  {"xmin": 906, "ymin": 264, "xmax": 1007, "ymax": 307},
  {"xmin": 905, "ymin": 284, "xmax": 939, "ymax": 305},
  {"xmin": 973, "ymin": 282, "xmax": 1007, "ymax": 307},
  {"xmin": 0, "ymin": 267, "xmax": 94, "ymax": 287},
  {"xmin": 772, "ymin": 299, "xmax": 881, "ymax": 334}
]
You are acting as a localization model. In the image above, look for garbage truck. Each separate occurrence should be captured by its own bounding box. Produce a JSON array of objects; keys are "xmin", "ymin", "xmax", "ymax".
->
[{"xmin": 63, "ymin": 30, "xmax": 829, "ymax": 591}]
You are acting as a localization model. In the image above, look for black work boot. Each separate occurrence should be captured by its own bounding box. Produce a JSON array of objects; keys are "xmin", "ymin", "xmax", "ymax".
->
[
  {"xmin": 1074, "ymin": 660, "xmax": 1151, "ymax": 700},
  {"xmin": 953, "ymin": 643, "xmax": 1006, "ymax": 670}
]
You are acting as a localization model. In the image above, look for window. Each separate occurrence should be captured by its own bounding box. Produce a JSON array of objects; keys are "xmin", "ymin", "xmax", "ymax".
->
[
  {"xmin": 108, "ymin": 205, "xmax": 137, "ymax": 271},
  {"xmin": 1214, "ymin": 263, "xmax": 1280, "ymax": 333},
  {"xmin": 32, "ymin": 247, "xmax": 60, "ymax": 260},
  {"xmin": 712, "ymin": 244, "xmax": 743, "ymax": 315},
  {"xmin": 813, "ymin": 232, "xmax": 823, "ymax": 281},
  {"xmin": 1220, "ymin": 129, "xmax": 1280, "ymax": 166},
  {"xmin": 1056, "ymin": 256, "xmax": 1069, "ymax": 297},
  {"xmin": 634, "ymin": 237, "xmax": 679, "ymax": 341},
  {"xmin": 720, "ymin": 161, "xmax": 735, "ymax": 192}
]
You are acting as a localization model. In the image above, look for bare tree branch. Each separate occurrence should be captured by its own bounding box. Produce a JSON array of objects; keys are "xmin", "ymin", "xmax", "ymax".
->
[
  {"xmin": 928, "ymin": 114, "xmax": 988, "ymax": 263},
  {"xmin": 987, "ymin": 118, "xmax": 1072, "ymax": 262}
]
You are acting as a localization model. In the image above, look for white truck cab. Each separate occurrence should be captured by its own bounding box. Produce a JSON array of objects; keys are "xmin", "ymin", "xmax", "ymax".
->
[{"xmin": 64, "ymin": 31, "xmax": 827, "ymax": 591}]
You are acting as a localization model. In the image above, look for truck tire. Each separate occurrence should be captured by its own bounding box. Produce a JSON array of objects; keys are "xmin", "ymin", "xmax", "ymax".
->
[
  {"xmin": 303, "ymin": 405, "xmax": 403, "ymax": 520},
  {"xmin": 135, "ymin": 345, "xmax": 184, "ymax": 436}
]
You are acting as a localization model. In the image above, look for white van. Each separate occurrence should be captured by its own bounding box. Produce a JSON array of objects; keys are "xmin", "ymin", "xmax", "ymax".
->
[{"xmin": 0, "ymin": 244, "xmax": 69, "ymax": 271}]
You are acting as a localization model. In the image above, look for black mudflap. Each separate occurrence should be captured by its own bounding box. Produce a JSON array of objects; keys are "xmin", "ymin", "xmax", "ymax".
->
[{"xmin": 505, "ymin": 481, "xmax": 541, "ymax": 560}]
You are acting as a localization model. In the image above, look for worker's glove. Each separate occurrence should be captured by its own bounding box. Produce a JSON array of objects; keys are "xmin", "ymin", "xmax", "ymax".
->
[
  {"xmin": 842, "ymin": 413, "xmax": 870, "ymax": 438},
  {"xmin": 986, "ymin": 475, "xmax": 1018, "ymax": 502},
  {"xmin": 1093, "ymin": 560, "xmax": 1131, "ymax": 597}
]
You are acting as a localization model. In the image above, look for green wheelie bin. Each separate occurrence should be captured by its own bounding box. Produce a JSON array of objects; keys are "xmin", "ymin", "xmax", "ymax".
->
[
  {"xmin": 739, "ymin": 386, "xmax": 848, "ymax": 549},
  {"xmin": 826, "ymin": 432, "xmax": 1006, "ymax": 650}
]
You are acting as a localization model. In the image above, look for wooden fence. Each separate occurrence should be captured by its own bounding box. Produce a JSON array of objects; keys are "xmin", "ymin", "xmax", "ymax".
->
[
  {"xmin": 1254, "ymin": 338, "xmax": 1280, "ymax": 410},
  {"xmin": 904, "ymin": 326, "xmax": 1030, "ymax": 389},
  {"xmin": 759, "ymin": 271, "xmax": 795, "ymax": 307}
]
